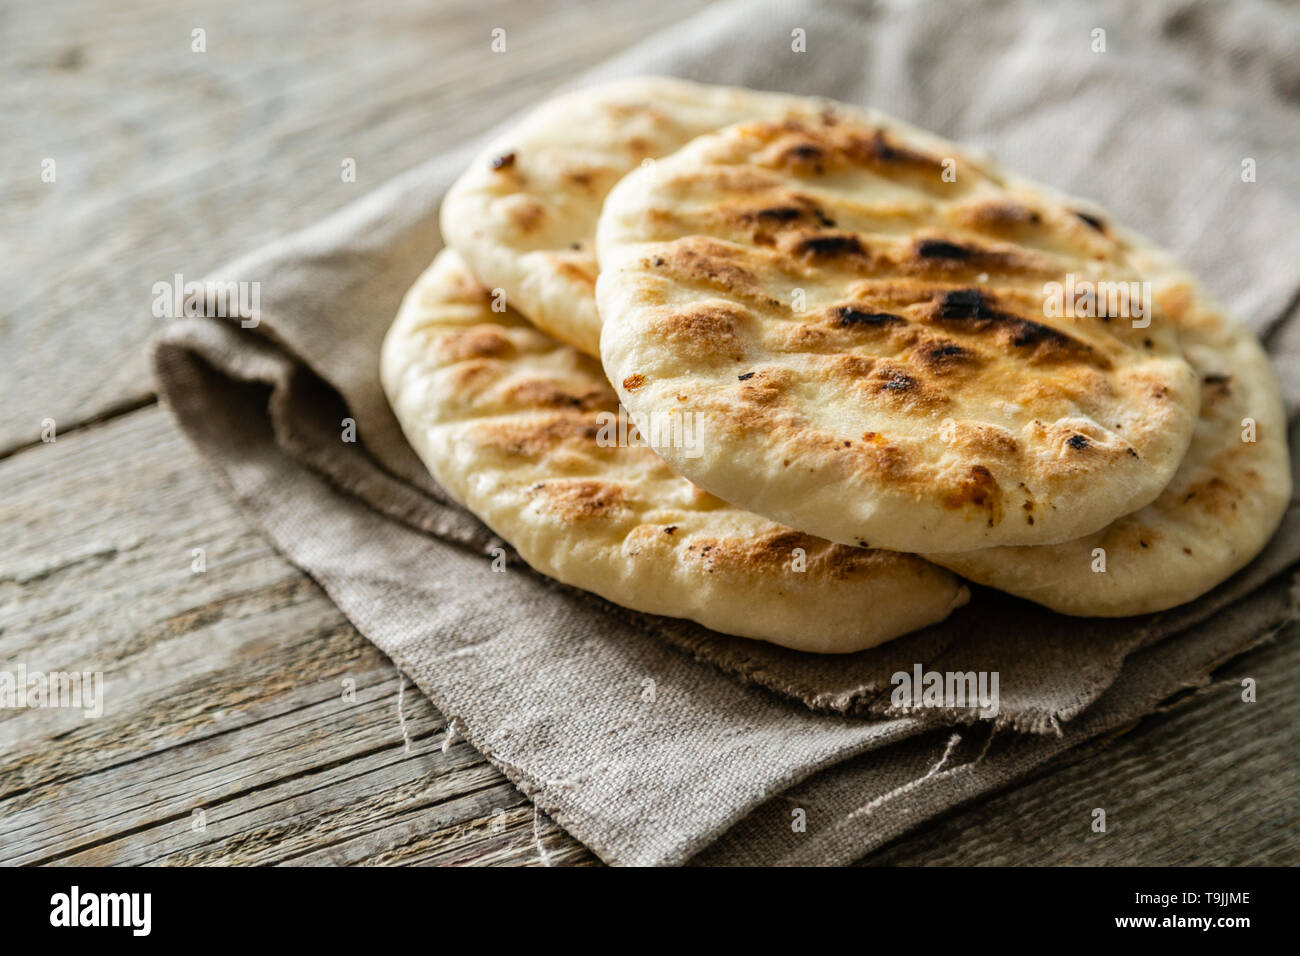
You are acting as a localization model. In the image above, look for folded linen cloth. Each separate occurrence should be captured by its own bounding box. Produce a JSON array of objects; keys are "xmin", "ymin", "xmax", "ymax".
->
[{"xmin": 152, "ymin": 0, "xmax": 1300, "ymax": 865}]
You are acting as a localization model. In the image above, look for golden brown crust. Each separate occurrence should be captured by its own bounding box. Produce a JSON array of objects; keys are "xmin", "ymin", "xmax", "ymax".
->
[
  {"xmin": 927, "ymin": 265, "xmax": 1291, "ymax": 616},
  {"xmin": 597, "ymin": 109, "xmax": 1202, "ymax": 552},
  {"xmin": 380, "ymin": 249, "xmax": 970, "ymax": 652},
  {"xmin": 439, "ymin": 77, "xmax": 817, "ymax": 356}
]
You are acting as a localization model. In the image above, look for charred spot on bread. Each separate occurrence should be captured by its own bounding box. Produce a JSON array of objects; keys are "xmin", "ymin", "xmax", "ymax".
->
[
  {"xmin": 956, "ymin": 200, "xmax": 1043, "ymax": 231},
  {"xmin": 503, "ymin": 379, "xmax": 608, "ymax": 411},
  {"xmin": 1074, "ymin": 210, "xmax": 1106, "ymax": 232},
  {"xmin": 912, "ymin": 339, "xmax": 981, "ymax": 375},
  {"xmin": 942, "ymin": 464, "xmax": 1004, "ymax": 526},
  {"xmin": 931, "ymin": 289, "xmax": 1099, "ymax": 364},
  {"xmin": 916, "ymin": 239, "xmax": 973, "ymax": 260},
  {"xmin": 908, "ymin": 238, "xmax": 1047, "ymax": 277},
  {"xmin": 836, "ymin": 306, "xmax": 905, "ymax": 328},
  {"xmin": 854, "ymin": 128, "xmax": 945, "ymax": 174},
  {"xmin": 797, "ymin": 234, "xmax": 867, "ymax": 259},
  {"xmin": 937, "ymin": 288, "xmax": 996, "ymax": 319}
]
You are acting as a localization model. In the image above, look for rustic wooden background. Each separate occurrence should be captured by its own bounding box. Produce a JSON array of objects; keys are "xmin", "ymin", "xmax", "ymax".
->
[{"xmin": 3, "ymin": 0, "xmax": 1296, "ymax": 866}]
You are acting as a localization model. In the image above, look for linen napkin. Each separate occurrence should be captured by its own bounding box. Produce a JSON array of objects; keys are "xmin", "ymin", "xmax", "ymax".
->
[{"xmin": 152, "ymin": 0, "xmax": 1300, "ymax": 865}]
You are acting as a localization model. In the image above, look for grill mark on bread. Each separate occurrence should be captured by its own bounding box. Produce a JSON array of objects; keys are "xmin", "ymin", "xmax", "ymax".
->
[
  {"xmin": 1177, "ymin": 461, "xmax": 1249, "ymax": 519},
  {"xmin": 471, "ymin": 413, "xmax": 599, "ymax": 458},
  {"xmin": 953, "ymin": 200, "xmax": 1043, "ymax": 232},
  {"xmin": 944, "ymin": 420, "xmax": 1020, "ymax": 457},
  {"xmin": 656, "ymin": 237, "xmax": 760, "ymax": 296},
  {"xmin": 1202, "ymin": 373, "xmax": 1234, "ymax": 411},
  {"xmin": 879, "ymin": 370, "xmax": 918, "ymax": 391},
  {"xmin": 735, "ymin": 368, "xmax": 792, "ymax": 407},
  {"xmin": 910, "ymin": 338, "xmax": 983, "ymax": 375},
  {"xmin": 671, "ymin": 166, "xmax": 781, "ymax": 194},
  {"xmin": 563, "ymin": 167, "xmax": 601, "ymax": 191},
  {"xmin": 861, "ymin": 361, "xmax": 946, "ymax": 410},
  {"xmin": 929, "ymin": 288, "xmax": 1104, "ymax": 366},
  {"xmin": 739, "ymin": 195, "xmax": 837, "ymax": 229},
  {"xmin": 773, "ymin": 140, "xmax": 829, "ymax": 174},
  {"xmin": 728, "ymin": 195, "xmax": 840, "ymax": 245},
  {"xmin": 915, "ymin": 239, "xmax": 972, "ymax": 260},
  {"xmin": 908, "ymin": 237, "xmax": 1051, "ymax": 277},
  {"xmin": 835, "ymin": 305, "xmax": 906, "ymax": 328},
  {"xmin": 440, "ymin": 327, "xmax": 516, "ymax": 361},
  {"xmin": 756, "ymin": 119, "xmax": 955, "ymax": 187},
  {"xmin": 854, "ymin": 128, "xmax": 945, "ymax": 174},
  {"xmin": 604, "ymin": 101, "xmax": 670, "ymax": 125},
  {"xmin": 681, "ymin": 529, "xmax": 893, "ymax": 578},
  {"xmin": 829, "ymin": 355, "xmax": 877, "ymax": 379},
  {"xmin": 526, "ymin": 479, "xmax": 627, "ymax": 520},
  {"xmin": 795, "ymin": 233, "xmax": 869, "ymax": 260},
  {"xmin": 506, "ymin": 197, "xmax": 545, "ymax": 234},
  {"xmin": 448, "ymin": 358, "xmax": 505, "ymax": 393},
  {"xmin": 651, "ymin": 301, "xmax": 751, "ymax": 358},
  {"xmin": 554, "ymin": 260, "xmax": 596, "ymax": 288},
  {"xmin": 624, "ymin": 135, "xmax": 654, "ymax": 156},
  {"xmin": 754, "ymin": 206, "xmax": 803, "ymax": 222},
  {"xmin": 1074, "ymin": 210, "xmax": 1106, "ymax": 232},
  {"xmin": 502, "ymin": 379, "xmax": 609, "ymax": 411}
]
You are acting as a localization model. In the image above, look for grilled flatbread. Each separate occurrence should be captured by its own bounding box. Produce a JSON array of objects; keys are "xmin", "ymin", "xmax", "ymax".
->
[
  {"xmin": 928, "ymin": 258, "xmax": 1291, "ymax": 615},
  {"xmin": 596, "ymin": 109, "xmax": 1201, "ymax": 553},
  {"xmin": 440, "ymin": 77, "xmax": 806, "ymax": 356},
  {"xmin": 381, "ymin": 249, "xmax": 969, "ymax": 652}
]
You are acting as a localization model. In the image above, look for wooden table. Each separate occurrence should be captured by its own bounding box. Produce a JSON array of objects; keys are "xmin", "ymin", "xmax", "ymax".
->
[{"xmin": 4, "ymin": 0, "xmax": 1296, "ymax": 866}]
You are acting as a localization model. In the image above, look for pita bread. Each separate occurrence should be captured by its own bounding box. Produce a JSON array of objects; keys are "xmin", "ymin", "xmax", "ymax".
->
[
  {"xmin": 928, "ymin": 258, "xmax": 1291, "ymax": 616},
  {"xmin": 597, "ymin": 108, "xmax": 1201, "ymax": 553},
  {"xmin": 381, "ymin": 249, "xmax": 969, "ymax": 653},
  {"xmin": 440, "ymin": 77, "xmax": 807, "ymax": 357}
]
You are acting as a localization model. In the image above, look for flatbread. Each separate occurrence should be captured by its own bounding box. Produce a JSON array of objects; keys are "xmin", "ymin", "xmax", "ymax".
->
[
  {"xmin": 596, "ymin": 108, "xmax": 1202, "ymax": 553},
  {"xmin": 381, "ymin": 249, "xmax": 969, "ymax": 653},
  {"xmin": 927, "ymin": 258, "xmax": 1291, "ymax": 616},
  {"xmin": 440, "ymin": 77, "xmax": 807, "ymax": 357}
]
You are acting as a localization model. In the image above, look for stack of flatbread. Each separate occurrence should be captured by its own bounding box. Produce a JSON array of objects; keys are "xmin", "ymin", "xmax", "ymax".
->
[{"xmin": 382, "ymin": 77, "xmax": 1290, "ymax": 654}]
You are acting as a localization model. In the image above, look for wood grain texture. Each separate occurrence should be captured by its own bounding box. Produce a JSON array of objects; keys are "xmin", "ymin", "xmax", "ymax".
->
[
  {"xmin": 3, "ymin": 406, "xmax": 1295, "ymax": 866},
  {"xmin": 0, "ymin": 0, "xmax": 711, "ymax": 455},
  {"xmin": 0, "ymin": 406, "xmax": 597, "ymax": 867},
  {"xmin": 859, "ymin": 632, "xmax": 1300, "ymax": 866}
]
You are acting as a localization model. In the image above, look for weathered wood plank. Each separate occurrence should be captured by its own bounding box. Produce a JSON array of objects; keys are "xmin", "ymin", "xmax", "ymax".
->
[
  {"xmin": 0, "ymin": 0, "xmax": 711, "ymax": 455},
  {"xmin": 3, "ymin": 406, "xmax": 1295, "ymax": 866},
  {"xmin": 0, "ymin": 406, "xmax": 540, "ymax": 865},
  {"xmin": 859, "ymin": 632, "xmax": 1300, "ymax": 866}
]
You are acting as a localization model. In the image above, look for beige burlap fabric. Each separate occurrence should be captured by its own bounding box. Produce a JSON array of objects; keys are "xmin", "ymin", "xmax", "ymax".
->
[{"xmin": 153, "ymin": 0, "xmax": 1300, "ymax": 865}]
